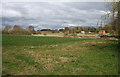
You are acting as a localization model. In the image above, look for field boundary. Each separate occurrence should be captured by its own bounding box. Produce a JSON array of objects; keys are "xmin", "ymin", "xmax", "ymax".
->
[{"xmin": 33, "ymin": 34, "xmax": 99, "ymax": 38}]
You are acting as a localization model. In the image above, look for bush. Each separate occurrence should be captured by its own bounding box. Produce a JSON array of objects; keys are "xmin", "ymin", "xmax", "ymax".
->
[
  {"xmin": 10, "ymin": 30, "xmax": 32, "ymax": 35},
  {"xmin": 72, "ymin": 33, "xmax": 77, "ymax": 37},
  {"xmin": 75, "ymin": 30, "xmax": 81, "ymax": 33},
  {"xmin": 44, "ymin": 33, "xmax": 47, "ymax": 36},
  {"xmin": 2, "ymin": 31, "xmax": 9, "ymax": 34},
  {"xmin": 64, "ymin": 31, "xmax": 69, "ymax": 36}
]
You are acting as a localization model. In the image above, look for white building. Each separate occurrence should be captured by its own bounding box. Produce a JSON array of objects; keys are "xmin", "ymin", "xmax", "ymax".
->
[{"xmin": 81, "ymin": 31, "xmax": 85, "ymax": 34}]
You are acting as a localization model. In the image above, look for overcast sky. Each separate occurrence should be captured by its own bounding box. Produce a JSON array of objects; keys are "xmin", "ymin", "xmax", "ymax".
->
[{"xmin": 2, "ymin": 2, "xmax": 110, "ymax": 30}]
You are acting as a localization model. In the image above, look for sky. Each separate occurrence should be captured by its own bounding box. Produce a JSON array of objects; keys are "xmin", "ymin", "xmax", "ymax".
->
[{"xmin": 2, "ymin": 2, "xmax": 111, "ymax": 30}]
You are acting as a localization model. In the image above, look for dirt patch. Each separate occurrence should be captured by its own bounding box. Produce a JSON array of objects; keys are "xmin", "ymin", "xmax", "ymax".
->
[
  {"xmin": 67, "ymin": 45, "xmax": 73, "ymax": 48},
  {"xmin": 44, "ymin": 63, "xmax": 55, "ymax": 70},
  {"xmin": 91, "ymin": 42, "xmax": 96, "ymax": 45},
  {"xmin": 35, "ymin": 58, "xmax": 53, "ymax": 64},
  {"xmin": 26, "ymin": 50, "xmax": 34, "ymax": 55},
  {"xmin": 48, "ymin": 44, "xmax": 58, "ymax": 48},
  {"xmin": 33, "ymin": 35, "xmax": 64, "ymax": 37},
  {"xmin": 35, "ymin": 57, "xmax": 58, "ymax": 70},
  {"xmin": 30, "ymin": 46, "xmax": 35, "ymax": 48},
  {"xmin": 83, "ymin": 42, "xmax": 107, "ymax": 46},
  {"xmin": 59, "ymin": 57, "xmax": 69, "ymax": 62},
  {"xmin": 33, "ymin": 34, "xmax": 99, "ymax": 38}
]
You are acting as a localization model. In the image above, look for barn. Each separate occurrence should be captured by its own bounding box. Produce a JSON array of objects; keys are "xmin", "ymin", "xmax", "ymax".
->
[{"xmin": 99, "ymin": 30, "xmax": 106, "ymax": 34}]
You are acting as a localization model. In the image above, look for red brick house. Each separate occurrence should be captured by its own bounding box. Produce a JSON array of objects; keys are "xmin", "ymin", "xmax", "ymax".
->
[{"xmin": 99, "ymin": 30, "xmax": 106, "ymax": 34}]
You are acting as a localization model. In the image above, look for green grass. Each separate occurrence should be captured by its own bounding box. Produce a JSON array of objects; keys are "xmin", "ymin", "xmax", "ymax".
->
[
  {"xmin": 0, "ymin": 54, "xmax": 1, "ymax": 76},
  {"xmin": 2, "ymin": 34, "xmax": 82, "ymax": 46},
  {"xmin": 39, "ymin": 32, "xmax": 99, "ymax": 36},
  {"xmin": 2, "ymin": 34, "xmax": 118, "ymax": 75},
  {"xmin": 76, "ymin": 33, "xmax": 99, "ymax": 36},
  {"xmin": 46, "ymin": 32, "xmax": 64, "ymax": 35}
]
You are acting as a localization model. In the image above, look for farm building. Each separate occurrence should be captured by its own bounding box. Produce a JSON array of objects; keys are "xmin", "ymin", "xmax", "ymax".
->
[
  {"xmin": 81, "ymin": 31, "xmax": 85, "ymax": 34},
  {"xmin": 99, "ymin": 30, "xmax": 106, "ymax": 34}
]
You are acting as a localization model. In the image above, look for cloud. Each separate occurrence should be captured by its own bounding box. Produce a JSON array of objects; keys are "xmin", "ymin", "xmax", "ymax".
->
[
  {"xmin": 2, "ymin": 0, "xmax": 113, "ymax": 2},
  {"xmin": 2, "ymin": 9, "xmax": 22, "ymax": 17},
  {"xmin": 100, "ymin": 10, "xmax": 111, "ymax": 14},
  {"xmin": 62, "ymin": 23, "xmax": 81, "ymax": 27},
  {"xmin": 2, "ymin": 2, "xmax": 110, "ymax": 29}
]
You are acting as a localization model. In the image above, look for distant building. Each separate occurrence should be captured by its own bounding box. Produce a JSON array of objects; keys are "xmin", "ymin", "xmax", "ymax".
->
[
  {"xmin": 99, "ymin": 30, "xmax": 106, "ymax": 34},
  {"xmin": 81, "ymin": 31, "xmax": 85, "ymax": 34},
  {"xmin": 88, "ymin": 31, "xmax": 91, "ymax": 33}
]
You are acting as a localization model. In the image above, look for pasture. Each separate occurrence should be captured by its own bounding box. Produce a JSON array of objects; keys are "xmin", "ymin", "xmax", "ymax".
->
[{"xmin": 2, "ymin": 34, "xmax": 118, "ymax": 75}]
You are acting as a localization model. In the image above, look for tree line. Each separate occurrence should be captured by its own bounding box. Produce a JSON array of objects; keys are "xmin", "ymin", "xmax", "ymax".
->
[
  {"xmin": 2, "ymin": 25, "xmax": 35, "ymax": 35},
  {"xmin": 2, "ymin": 24, "xmax": 116, "ymax": 35}
]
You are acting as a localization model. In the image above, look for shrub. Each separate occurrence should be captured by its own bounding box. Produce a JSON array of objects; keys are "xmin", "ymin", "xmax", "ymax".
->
[
  {"xmin": 11, "ymin": 25, "xmax": 32, "ymax": 35},
  {"xmin": 64, "ymin": 31, "xmax": 69, "ymax": 36},
  {"xmin": 72, "ymin": 33, "xmax": 77, "ymax": 37},
  {"xmin": 10, "ymin": 30, "xmax": 31, "ymax": 35},
  {"xmin": 44, "ymin": 33, "xmax": 47, "ymax": 36}
]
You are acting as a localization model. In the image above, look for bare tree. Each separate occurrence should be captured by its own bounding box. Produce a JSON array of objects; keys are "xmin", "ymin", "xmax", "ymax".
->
[
  {"xmin": 2, "ymin": 25, "xmax": 12, "ymax": 34},
  {"xmin": 11, "ymin": 25, "xmax": 31, "ymax": 35},
  {"xmin": 26, "ymin": 25, "xmax": 35, "ymax": 34},
  {"xmin": 98, "ymin": 1, "xmax": 120, "ymax": 37}
]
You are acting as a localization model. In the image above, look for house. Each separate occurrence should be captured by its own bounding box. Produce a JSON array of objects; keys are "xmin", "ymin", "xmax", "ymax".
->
[
  {"xmin": 88, "ymin": 31, "xmax": 91, "ymax": 33},
  {"xmin": 99, "ymin": 30, "xmax": 106, "ymax": 34},
  {"xmin": 81, "ymin": 31, "xmax": 85, "ymax": 34}
]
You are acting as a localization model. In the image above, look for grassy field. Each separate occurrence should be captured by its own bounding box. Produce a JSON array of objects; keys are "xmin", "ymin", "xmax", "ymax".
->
[
  {"xmin": 35, "ymin": 32, "xmax": 99, "ymax": 36},
  {"xmin": 45, "ymin": 32, "xmax": 64, "ymax": 35},
  {"xmin": 2, "ymin": 34, "xmax": 118, "ymax": 75}
]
